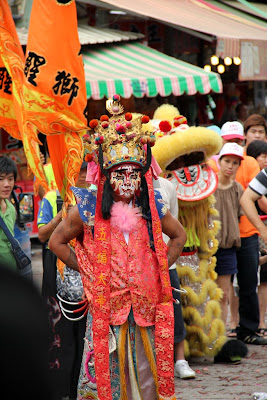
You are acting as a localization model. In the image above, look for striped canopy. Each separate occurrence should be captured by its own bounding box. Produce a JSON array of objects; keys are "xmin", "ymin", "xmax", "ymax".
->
[{"xmin": 82, "ymin": 42, "xmax": 223, "ymax": 99}]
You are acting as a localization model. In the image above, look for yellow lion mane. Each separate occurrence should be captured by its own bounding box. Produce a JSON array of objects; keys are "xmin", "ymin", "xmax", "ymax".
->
[
  {"xmin": 152, "ymin": 126, "xmax": 222, "ymax": 172},
  {"xmin": 153, "ymin": 104, "xmax": 180, "ymax": 121}
]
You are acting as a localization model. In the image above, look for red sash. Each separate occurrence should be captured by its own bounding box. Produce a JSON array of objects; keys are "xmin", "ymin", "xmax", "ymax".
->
[{"xmin": 92, "ymin": 171, "xmax": 112, "ymax": 400}]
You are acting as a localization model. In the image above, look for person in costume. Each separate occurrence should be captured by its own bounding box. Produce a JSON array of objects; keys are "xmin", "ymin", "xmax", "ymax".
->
[
  {"xmin": 37, "ymin": 162, "xmax": 88, "ymax": 400},
  {"xmin": 49, "ymin": 95, "xmax": 187, "ymax": 400},
  {"xmin": 133, "ymin": 109, "xmax": 195, "ymax": 377},
  {"xmin": 151, "ymin": 104, "xmax": 248, "ymax": 363}
]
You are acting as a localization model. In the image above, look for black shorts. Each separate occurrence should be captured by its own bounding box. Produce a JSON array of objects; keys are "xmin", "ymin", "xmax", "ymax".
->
[{"xmin": 215, "ymin": 247, "xmax": 238, "ymax": 276}]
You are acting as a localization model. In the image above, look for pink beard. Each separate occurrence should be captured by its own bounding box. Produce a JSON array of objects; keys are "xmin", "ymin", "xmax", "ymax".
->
[{"xmin": 110, "ymin": 201, "xmax": 142, "ymax": 233}]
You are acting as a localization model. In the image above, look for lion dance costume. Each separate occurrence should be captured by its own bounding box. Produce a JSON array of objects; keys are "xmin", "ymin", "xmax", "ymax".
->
[{"xmin": 151, "ymin": 104, "xmax": 227, "ymax": 358}]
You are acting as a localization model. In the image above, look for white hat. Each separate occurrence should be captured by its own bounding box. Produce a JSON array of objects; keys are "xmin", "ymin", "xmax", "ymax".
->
[
  {"xmin": 219, "ymin": 142, "xmax": 244, "ymax": 160},
  {"xmin": 221, "ymin": 121, "xmax": 244, "ymax": 141}
]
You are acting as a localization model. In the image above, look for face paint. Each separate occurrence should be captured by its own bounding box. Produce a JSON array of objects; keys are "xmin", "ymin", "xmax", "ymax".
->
[{"xmin": 109, "ymin": 164, "xmax": 141, "ymax": 201}]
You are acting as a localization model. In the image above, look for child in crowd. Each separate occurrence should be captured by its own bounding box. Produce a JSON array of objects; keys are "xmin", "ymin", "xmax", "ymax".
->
[{"xmin": 214, "ymin": 143, "xmax": 244, "ymax": 326}]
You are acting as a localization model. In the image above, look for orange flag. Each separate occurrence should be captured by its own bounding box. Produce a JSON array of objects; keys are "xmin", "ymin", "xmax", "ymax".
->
[
  {"xmin": 23, "ymin": 0, "xmax": 88, "ymax": 202},
  {"xmin": 0, "ymin": 0, "xmax": 48, "ymax": 192},
  {"xmin": 0, "ymin": 56, "xmax": 19, "ymax": 139},
  {"xmin": 0, "ymin": 1, "xmax": 22, "ymax": 140}
]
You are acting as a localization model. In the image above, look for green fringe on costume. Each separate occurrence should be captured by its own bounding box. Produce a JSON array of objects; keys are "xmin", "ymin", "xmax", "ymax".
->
[{"xmin": 177, "ymin": 194, "xmax": 227, "ymax": 358}]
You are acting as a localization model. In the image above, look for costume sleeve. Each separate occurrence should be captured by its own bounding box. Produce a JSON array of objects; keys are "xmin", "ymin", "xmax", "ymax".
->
[
  {"xmin": 71, "ymin": 187, "xmax": 97, "ymax": 225},
  {"xmin": 154, "ymin": 189, "xmax": 168, "ymax": 219},
  {"xmin": 249, "ymin": 169, "xmax": 267, "ymax": 196},
  {"xmin": 37, "ymin": 198, "xmax": 53, "ymax": 227}
]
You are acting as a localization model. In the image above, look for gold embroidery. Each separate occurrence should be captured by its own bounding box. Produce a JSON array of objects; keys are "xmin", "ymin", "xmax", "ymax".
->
[
  {"xmin": 95, "ymin": 295, "xmax": 106, "ymax": 307},
  {"xmin": 97, "ymin": 251, "xmax": 107, "ymax": 264},
  {"xmin": 98, "ymin": 272, "xmax": 107, "ymax": 285},
  {"xmin": 97, "ymin": 227, "xmax": 107, "ymax": 241}
]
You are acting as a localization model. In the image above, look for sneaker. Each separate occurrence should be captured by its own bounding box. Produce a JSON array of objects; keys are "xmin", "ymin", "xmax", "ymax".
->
[
  {"xmin": 174, "ymin": 360, "xmax": 196, "ymax": 379},
  {"xmin": 241, "ymin": 334, "xmax": 267, "ymax": 345}
]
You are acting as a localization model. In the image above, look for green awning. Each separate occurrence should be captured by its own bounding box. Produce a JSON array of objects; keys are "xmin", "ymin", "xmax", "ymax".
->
[{"xmin": 82, "ymin": 42, "xmax": 222, "ymax": 99}]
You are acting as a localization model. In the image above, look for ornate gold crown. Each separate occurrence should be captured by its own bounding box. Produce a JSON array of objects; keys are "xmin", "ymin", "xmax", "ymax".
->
[{"xmin": 83, "ymin": 95, "xmax": 155, "ymax": 170}]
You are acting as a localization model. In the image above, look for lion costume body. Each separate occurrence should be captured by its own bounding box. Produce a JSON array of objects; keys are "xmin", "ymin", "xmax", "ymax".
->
[{"xmin": 152, "ymin": 105, "xmax": 226, "ymax": 358}]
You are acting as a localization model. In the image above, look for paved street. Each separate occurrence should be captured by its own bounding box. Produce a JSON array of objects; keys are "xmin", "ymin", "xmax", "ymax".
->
[
  {"xmin": 30, "ymin": 239, "xmax": 267, "ymax": 400},
  {"xmin": 174, "ymin": 347, "xmax": 267, "ymax": 400}
]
